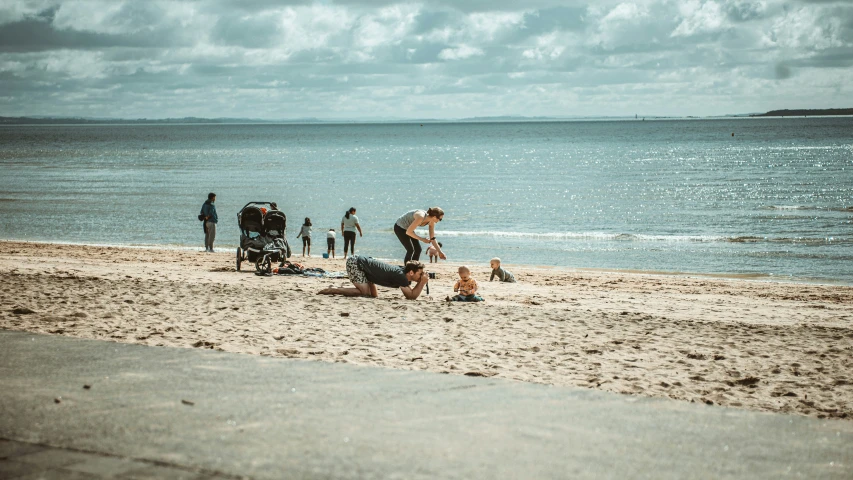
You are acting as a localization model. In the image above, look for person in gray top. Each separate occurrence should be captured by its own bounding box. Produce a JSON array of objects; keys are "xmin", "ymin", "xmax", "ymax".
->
[
  {"xmin": 318, "ymin": 255, "xmax": 429, "ymax": 300},
  {"xmin": 394, "ymin": 207, "xmax": 446, "ymax": 263},
  {"xmin": 341, "ymin": 207, "xmax": 363, "ymax": 259},
  {"xmin": 490, "ymin": 257, "xmax": 516, "ymax": 283}
]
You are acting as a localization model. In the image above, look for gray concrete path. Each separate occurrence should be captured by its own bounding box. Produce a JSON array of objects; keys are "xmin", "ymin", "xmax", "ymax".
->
[
  {"xmin": 0, "ymin": 438, "xmax": 234, "ymax": 479},
  {"xmin": 0, "ymin": 330, "xmax": 850, "ymax": 480}
]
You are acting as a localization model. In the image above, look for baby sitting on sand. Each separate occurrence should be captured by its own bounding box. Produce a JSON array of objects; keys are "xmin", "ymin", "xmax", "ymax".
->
[
  {"xmin": 447, "ymin": 265, "xmax": 484, "ymax": 302},
  {"xmin": 489, "ymin": 257, "xmax": 516, "ymax": 283}
]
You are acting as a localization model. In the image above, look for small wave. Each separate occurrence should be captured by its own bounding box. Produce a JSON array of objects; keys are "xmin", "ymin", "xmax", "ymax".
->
[
  {"xmin": 746, "ymin": 251, "xmax": 853, "ymax": 261},
  {"xmin": 0, "ymin": 238, "xmax": 224, "ymax": 252},
  {"xmin": 434, "ymin": 230, "xmax": 851, "ymax": 245},
  {"xmin": 751, "ymin": 215, "xmax": 819, "ymax": 221},
  {"xmin": 750, "ymin": 145, "xmax": 852, "ymax": 152},
  {"xmin": 613, "ymin": 233, "xmax": 637, "ymax": 241},
  {"xmin": 436, "ymin": 230, "xmax": 725, "ymax": 242},
  {"xmin": 728, "ymin": 236, "xmax": 763, "ymax": 243},
  {"xmin": 761, "ymin": 205, "xmax": 853, "ymax": 212},
  {"xmin": 728, "ymin": 236, "xmax": 851, "ymax": 245},
  {"xmin": 761, "ymin": 205, "xmax": 811, "ymax": 211}
]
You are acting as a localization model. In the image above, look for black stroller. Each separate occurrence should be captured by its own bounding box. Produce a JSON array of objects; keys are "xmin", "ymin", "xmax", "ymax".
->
[{"xmin": 236, "ymin": 202, "xmax": 291, "ymax": 273}]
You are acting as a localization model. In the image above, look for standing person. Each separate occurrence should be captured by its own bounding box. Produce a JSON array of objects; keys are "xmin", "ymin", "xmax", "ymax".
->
[
  {"xmin": 296, "ymin": 217, "xmax": 312, "ymax": 257},
  {"xmin": 318, "ymin": 255, "xmax": 429, "ymax": 300},
  {"xmin": 199, "ymin": 192, "xmax": 218, "ymax": 253},
  {"xmin": 326, "ymin": 228, "xmax": 336, "ymax": 259},
  {"xmin": 394, "ymin": 207, "xmax": 446, "ymax": 263},
  {"xmin": 340, "ymin": 207, "xmax": 362, "ymax": 259}
]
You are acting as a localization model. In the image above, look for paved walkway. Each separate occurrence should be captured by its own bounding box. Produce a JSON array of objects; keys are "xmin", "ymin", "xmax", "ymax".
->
[
  {"xmin": 0, "ymin": 438, "xmax": 236, "ymax": 479},
  {"xmin": 0, "ymin": 330, "xmax": 851, "ymax": 479}
]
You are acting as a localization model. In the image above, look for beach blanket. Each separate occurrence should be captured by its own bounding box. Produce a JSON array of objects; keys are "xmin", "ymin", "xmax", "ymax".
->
[{"xmin": 255, "ymin": 264, "xmax": 347, "ymax": 279}]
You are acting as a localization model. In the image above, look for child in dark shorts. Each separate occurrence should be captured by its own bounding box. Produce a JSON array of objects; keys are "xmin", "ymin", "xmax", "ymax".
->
[{"xmin": 327, "ymin": 228, "xmax": 336, "ymax": 259}]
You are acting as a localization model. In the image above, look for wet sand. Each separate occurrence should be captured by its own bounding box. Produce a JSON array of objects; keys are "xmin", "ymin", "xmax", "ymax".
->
[{"xmin": 1, "ymin": 240, "xmax": 851, "ymax": 419}]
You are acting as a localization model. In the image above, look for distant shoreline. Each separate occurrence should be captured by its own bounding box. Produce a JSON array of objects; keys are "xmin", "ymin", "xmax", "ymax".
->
[
  {"xmin": 2, "ymin": 110, "xmax": 852, "ymax": 125},
  {"xmin": 752, "ymin": 108, "xmax": 853, "ymax": 117}
]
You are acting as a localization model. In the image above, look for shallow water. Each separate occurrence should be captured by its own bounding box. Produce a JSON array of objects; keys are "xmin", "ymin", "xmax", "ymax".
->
[{"xmin": 1, "ymin": 117, "xmax": 851, "ymax": 283}]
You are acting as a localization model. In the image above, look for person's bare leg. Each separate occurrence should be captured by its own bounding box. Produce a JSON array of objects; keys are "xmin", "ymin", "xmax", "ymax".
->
[
  {"xmin": 318, "ymin": 287, "xmax": 364, "ymax": 296},
  {"xmin": 319, "ymin": 282, "xmax": 371, "ymax": 296}
]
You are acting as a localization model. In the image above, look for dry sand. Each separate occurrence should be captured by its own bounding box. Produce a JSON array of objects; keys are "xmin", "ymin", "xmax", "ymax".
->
[{"xmin": 1, "ymin": 240, "xmax": 851, "ymax": 420}]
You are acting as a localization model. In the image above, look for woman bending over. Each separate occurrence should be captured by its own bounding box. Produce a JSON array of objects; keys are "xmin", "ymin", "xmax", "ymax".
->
[{"xmin": 394, "ymin": 207, "xmax": 446, "ymax": 263}]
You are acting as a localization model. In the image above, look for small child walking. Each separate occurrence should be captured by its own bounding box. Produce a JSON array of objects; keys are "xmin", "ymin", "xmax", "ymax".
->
[
  {"xmin": 326, "ymin": 228, "xmax": 336, "ymax": 259},
  {"xmin": 490, "ymin": 257, "xmax": 516, "ymax": 283},
  {"xmin": 447, "ymin": 265, "xmax": 484, "ymax": 302},
  {"xmin": 296, "ymin": 217, "xmax": 312, "ymax": 257},
  {"xmin": 428, "ymin": 242, "xmax": 443, "ymax": 263}
]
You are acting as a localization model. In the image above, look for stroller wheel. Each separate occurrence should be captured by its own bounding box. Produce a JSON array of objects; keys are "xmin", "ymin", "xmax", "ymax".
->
[
  {"xmin": 236, "ymin": 248, "xmax": 243, "ymax": 272},
  {"xmin": 256, "ymin": 255, "xmax": 272, "ymax": 274}
]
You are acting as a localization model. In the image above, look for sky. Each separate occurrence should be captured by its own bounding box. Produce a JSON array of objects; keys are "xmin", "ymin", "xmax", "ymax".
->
[{"xmin": 0, "ymin": 0, "xmax": 851, "ymax": 119}]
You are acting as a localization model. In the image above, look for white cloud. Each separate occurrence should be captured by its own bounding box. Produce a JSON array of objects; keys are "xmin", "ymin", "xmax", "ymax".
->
[
  {"xmin": 522, "ymin": 32, "xmax": 569, "ymax": 60},
  {"xmin": 438, "ymin": 44, "xmax": 485, "ymax": 60},
  {"xmin": 587, "ymin": 2, "xmax": 663, "ymax": 50},
  {"xmin": 0, "ymin": 0, "xmax": 55, "ymax": 25},
  {"xmin": 602, "ymin": 2, "xmax": 646, "ymax": 22},
  {"xmin": 0, "ymin": 0, "xmax": 850, "ymax": 118},
  {"xmin": 466, "ymin": 11, "xmax": 526, "ymax": 41},
  {"xmin": 762, "ymin": 5, "xmax": 849, "ymax": 50},
  {"xmin": 278, "ymin": 5, "xmax": 355, "ymax": 53},
  {"xmin": 421, "ymin": 10, "xmax": 525, "ymax": 46},
  {"xmin": 38, "ymin": 50, "xmax": 107, "ymax": 79},
  {"xmin": 51, "ymin": 1, "xmax": 197, "ymax": 35},
  {"xmin": 353, "ymin": 4, "xmax": 418, "ymax": 48},
  {"xmin": 671, "ymin": 1, "xmax": 727, "ymax": 37}
]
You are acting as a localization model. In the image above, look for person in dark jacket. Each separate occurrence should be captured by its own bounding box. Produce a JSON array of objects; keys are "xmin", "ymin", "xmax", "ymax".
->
[{"xmin": 200, "ymin": 192, "xmax": 218, "ymax": 252}]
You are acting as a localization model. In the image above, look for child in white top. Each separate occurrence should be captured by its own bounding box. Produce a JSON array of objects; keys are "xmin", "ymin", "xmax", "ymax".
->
[
  {"xmin": 296, "ymin": 217, "xmax": 312, "ymax": 257},
  {"xmin": 326, "ymin": 229, "xmax": 336, "ymax": 259}
]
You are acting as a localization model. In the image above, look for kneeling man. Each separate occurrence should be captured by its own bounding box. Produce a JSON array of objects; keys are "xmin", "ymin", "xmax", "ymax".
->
[{"xmin": 319, "ymin": 255, "xmax": 428, "ymax": 300}]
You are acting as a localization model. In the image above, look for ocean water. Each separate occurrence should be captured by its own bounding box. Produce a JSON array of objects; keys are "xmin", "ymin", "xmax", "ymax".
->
[{"xmin": 1, "ymin": 118, "xmax": 851, "ymax": 283}]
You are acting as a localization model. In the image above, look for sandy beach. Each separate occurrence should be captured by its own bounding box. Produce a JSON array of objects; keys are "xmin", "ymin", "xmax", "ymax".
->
[{"xmin": 1, "ymin": 240, "xmax": 851, "ymax": 420}]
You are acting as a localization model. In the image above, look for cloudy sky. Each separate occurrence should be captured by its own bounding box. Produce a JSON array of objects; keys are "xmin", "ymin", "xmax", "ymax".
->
[{"xmin": 1, "ymin": 0, "xmax": 851, "ymax": 119}]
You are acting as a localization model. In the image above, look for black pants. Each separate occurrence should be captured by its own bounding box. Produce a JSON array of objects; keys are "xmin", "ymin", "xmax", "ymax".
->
[
  {"xmin": 394, "ymin": 224, "xmax": 422, "ymax": 263},
  {"xmin": 343, "ymin": 231, "xmax": 356, "ymax": 255}
]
